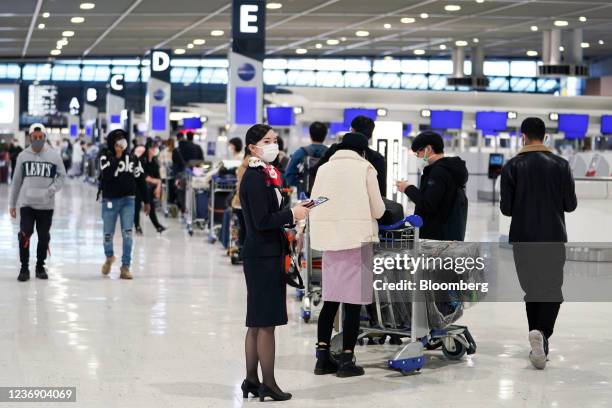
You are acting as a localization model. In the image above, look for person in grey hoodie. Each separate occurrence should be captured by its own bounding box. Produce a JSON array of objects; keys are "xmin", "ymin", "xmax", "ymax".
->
[{"xmin": 9, "ymin": 123, "xmax": 66, "ymax": 282}]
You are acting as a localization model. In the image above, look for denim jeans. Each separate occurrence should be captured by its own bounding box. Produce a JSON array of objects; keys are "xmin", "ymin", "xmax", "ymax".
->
[{"xmin": 101, "ymin": 196, "xmax": 135, "ymax": 267}]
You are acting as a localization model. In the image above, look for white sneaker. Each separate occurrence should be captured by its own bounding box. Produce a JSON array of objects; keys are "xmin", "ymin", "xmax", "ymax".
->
[{"xmin": 529, "ymin": 330, "xmax": 547, "ymax": 370}]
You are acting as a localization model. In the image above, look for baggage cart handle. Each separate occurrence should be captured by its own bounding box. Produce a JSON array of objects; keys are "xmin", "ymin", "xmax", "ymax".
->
[{"xmin": 379, "ymin": 215, "xmax": 423, "ymax": 230}]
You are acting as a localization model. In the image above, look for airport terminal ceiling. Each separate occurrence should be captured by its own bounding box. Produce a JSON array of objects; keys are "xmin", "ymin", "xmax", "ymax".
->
[{"xmin": 3, "ymin": 0, "xmax": 612, "ymax": 59}]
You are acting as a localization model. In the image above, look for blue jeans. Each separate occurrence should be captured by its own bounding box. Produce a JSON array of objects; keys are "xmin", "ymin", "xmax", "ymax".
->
[{"xmin": 101, "ymin": 196, "xmax": 135, "ymax": 267}]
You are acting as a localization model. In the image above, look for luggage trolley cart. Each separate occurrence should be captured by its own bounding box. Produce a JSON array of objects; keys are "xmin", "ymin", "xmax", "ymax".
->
[
  {"xmin": 331, "ymin": 215, "xmax": 478, "ymax": 375},
  {"xmin": 184, "ymin": 169, "xmax": 209, "ymax": 236},
  {"xmin": 300, "ymin": 218, "xmax": 323, "ymax": 323},
  {"xmin": 207, "ymin": 175, "xmax": 237, "ymax": 243}
]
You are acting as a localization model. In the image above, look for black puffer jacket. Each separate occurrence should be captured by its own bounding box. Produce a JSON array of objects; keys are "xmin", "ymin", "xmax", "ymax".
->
[
  {"xmin": 500, "ymin": 145, "xmax": 577, "ymax": 242},
  {"xmin": 404, "ymin": 156, "xmax": 468, "ymax": 240}
]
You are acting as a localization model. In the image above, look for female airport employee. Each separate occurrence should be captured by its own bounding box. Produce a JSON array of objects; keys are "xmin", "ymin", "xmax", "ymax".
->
[{"xmin": 239, "ymin": 124, "xmax": 309, "ymax": 402}]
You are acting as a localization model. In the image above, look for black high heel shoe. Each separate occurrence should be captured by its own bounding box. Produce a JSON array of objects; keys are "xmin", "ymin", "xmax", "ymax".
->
[
  {"xmin": 258, "ymin": 384, "xmax": 292, "ymax": 402},
  {"xmin": 156, "ymin": 226, "xmax": 167, "ymax": 234},
  {"xmin": 241, "ymin": 379, "xmax": 260, "ymax": 398}
]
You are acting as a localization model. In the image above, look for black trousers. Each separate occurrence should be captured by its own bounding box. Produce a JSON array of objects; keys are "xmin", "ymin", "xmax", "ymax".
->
[
  {"xmin": 19, "ymin": 207, "xmax": 54, "ymax": 268},
  {"xmin": 135, "ymin": 187, "xmax": 162, "ymax": 230},
  {"xmin": 513, "ymin": 243, "xmax": 565, "ymax": 339},
  {"xmin": 317, "ymin": 301, "xmax": 362, "ymax": 352}
]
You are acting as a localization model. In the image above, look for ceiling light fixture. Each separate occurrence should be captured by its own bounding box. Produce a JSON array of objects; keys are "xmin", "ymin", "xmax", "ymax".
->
[
  {"xmin": 80, "ymin": 2, "xmax": 95, "ymax": 10},
  {"xmin": 326, "ymin": 39, "xmax": 340, "ymax": 45},
  {"xmin": 384, "ymin": 23, "xmax": 391, "ymax": 29},
  {"xmin": 187, "ymin": 44, "xmax": 194, "ymax": 49},
  {"xmin": 455, "ymin": 40, "xmax": 468, "ymax": 47},
  {"xmin": 38, "ymin": 23, "xmax": 45, "ymax": 29},
  {"xmin": 526, "ymin": 50, "xmax": 538, "ymax": 57},
  {"xmin": 62, "ymin": 31, "xmax": 75, "ymax": 37},
  {"xmin": 57, "ymin": 39, "xmax": 68, "ymax": 46},
  {"xmin": 384, "ymin": 56, "xmax": 393, "ymax": 60},
  {"xmin": 211, "ymin": 30, "xmax": 224, "ymax": 36},
  {"xmin": 193, "ymin": 39, "xmax": 206, "ymax": 45},
  {"xmin": 414, "ymin": 49, "xmax": 426, "ymax": 55},
  {"xmin": 531, "ymin": 25, "xmax": 538, "ymax": 31},
  {"xmin": 174, "ymin": 48, "xmax": 186, "ymax": 55},
  {"xmin": 315, "ymin": 43, "xmax": 322, "ymax": 49},
  {"xmin": 296, "ymin": 48, "xmax": 308, "ymax": 54},
  {"xmin": 554, "ymin": 20, "xmax": 568, "ymax": 27},
  {"xmin": 42, "ymin": 12, "xmax": 50, "ymax": 18},
  {"xmin": 401, "ymin": 17, "xmax": 416, "ymax": 24},
  {"xmin": 581, "ymin": 42, "xmax": 590, "ymax": 48},
  {"xmin": 473, "ymin": 38, "xmax": 479, "ymax": 43},
  {"xmin": 420, "ymin": 13, "xmax": 429, "ymax": 19},
  {"xmin": 476, "ymin": 0, "xmax": 485, "ymax": 3},
  {"xmin": 50, "ymin": 49, "xmax": 61, "ymax": 56},
  {"xmin": 440, "ymin": 44, "xmax": 447, "ymax": 50},
  {"xmin": 559, "ymin": 46, "xmax": 565, "ymax": 51},
  {"xmin": 579, "ymin": 16, "xmax": 587, "ymax": 22},
  {"xmin": 355, "ymin": 30, "xmax": 369, "ymax": 37},
  {"xmin": 266, "ymin": 2, "xmax": 282, "ymax": 9},
  {"xmin": 599, "ymin": 40, "xmax": 605, "ymax": 45},
  {"xmin": 71, "ymin": 17, "xmax": 85, "ymax": 23},
  {"xmin": 445, "ymin": 5, "xmax": 462, "ymax": 12},
  {"xmin": 340, "ymin": 37, "xmax": 347, "ymax": 41}
]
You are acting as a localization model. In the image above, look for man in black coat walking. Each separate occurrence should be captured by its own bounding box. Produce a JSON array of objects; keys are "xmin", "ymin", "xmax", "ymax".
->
[{"xmin": 500, "ymin": 117, "xmax": 577, "ymax": 370}]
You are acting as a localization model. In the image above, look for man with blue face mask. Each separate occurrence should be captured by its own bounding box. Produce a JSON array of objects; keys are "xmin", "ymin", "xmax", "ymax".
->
[
  {"xmin": 9, "ymin": 123, "xmax": 66, "ymax": 282},
  {"xmin": 396, "ymin": 131, "xmax": 469, "ymax": 241}
]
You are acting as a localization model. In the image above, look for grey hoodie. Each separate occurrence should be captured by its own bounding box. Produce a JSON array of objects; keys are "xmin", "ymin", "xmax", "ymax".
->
[{"xmin": 9, "ymin": 144, "xmax": 66, "ymax": 210}]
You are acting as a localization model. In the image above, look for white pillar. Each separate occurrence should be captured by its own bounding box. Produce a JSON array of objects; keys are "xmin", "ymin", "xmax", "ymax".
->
[
  {"xmin": 567, "ymin": 28, "xmax": 583, "ymax": 65},
  {"xmin": 471, "ymin": 46, "xmax": 484, "ymax": 78},
  {"xmin": 452, "ymin": 47, "xmax": 465, "ymax": 77},
  {"xmin": 542, "ymin": 30, "xmax": 551, "ymax": 64},
  {"xmin": 550, "ymin": 29, "xmax": 562, "ymax": 65}
]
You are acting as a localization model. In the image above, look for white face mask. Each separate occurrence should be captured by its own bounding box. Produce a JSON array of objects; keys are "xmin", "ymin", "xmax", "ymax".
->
[
  {"xmin": 116, "ymin": 139, "xmax": 128, "ymax": 150},
  {"xmin": 257, "ymin": 143, "xmax": 279, "ymax": 163},
  {"xmin": 416, "ymin": 148, "xmax": 430, "ymax": 171}
]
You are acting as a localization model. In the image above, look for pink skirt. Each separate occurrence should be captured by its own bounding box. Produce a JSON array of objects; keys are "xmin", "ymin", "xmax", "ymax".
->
[{"xmin": 322, "ymin": 246, "xmax": 373, "ymax": 305}]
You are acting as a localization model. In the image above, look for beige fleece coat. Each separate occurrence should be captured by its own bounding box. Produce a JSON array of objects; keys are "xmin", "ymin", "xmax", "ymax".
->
[{"xmin": 309, "ymin": 150, "xmax": 386, "ymax": 251}]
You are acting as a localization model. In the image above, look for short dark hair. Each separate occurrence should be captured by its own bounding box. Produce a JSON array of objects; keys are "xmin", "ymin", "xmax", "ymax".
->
[
  {"xmin": 277, "ymin": 135, "xmax": 285, "ymax": 152},
  {"xmin": 521, "ymin": 117, "xmax": 546, "ymax": 141},
  {"xmin": 309, "ymin": 121, "xmax": 327, "ymax": 143},
  {"xmin": 411, "ymin": 131, "xmax": 444, "ymax": 154},
  {"xmin": 186, "ymin": 131, "xmax": 195, "ymax": 141},
  {"xmin": 228, "ymin": 137, "xmax": 243, "ymax": 153},
  {"xmin": 350, "ymin": 115, "xmax": 375, "ymax": 139},
  {"xmin": 176, "ymin": 132, "xmax": 184, "ymax": 140}
]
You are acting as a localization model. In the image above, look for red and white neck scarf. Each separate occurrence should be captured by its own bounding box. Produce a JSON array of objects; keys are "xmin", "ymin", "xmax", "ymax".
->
[{"xmin": 249, "ymin": 157, "xmax": 282, "ymax": 187}]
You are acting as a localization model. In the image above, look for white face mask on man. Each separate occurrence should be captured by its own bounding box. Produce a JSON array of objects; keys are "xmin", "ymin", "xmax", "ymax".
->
[
  {"xmin": 256, "ymin": 143, "xmax": 279, "ymax": 163},
  {"xmin": 416, "ymin": 147, "xmax": 430, "ymax": 171}
]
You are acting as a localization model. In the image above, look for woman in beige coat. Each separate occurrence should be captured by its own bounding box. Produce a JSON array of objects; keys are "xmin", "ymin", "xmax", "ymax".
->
[{"xmin": 308, "ymin": 132, "xmax": 385, "ymax": 377}]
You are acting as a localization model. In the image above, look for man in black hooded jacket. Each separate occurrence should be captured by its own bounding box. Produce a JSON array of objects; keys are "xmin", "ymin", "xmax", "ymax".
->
[{"xmin": 396, "ymin": 131, "xmax": 468, "ymax": 241}]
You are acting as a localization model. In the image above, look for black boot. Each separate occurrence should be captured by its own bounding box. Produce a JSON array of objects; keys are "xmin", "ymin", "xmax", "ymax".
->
[
  {"xmin": 336, "ymin": 351, "xmax": 364, "ymax": 378},
  {"xmin": 35, "ymin": 265, "xmax": 48, "ymax": 280},
  {"xmin": 258, "ymin": 384, "xmax": 292, "ymax": 402},
  {"xmin": 240, "ymin": 378, "xmax": 260, "ymax": 398},
  {"xmin": 18, "ymin": 267, "xmax": 30, "ymax": 282},
  {"xmin": 314, "ymin": 345, "xmax": 338, "ymax": 375}
]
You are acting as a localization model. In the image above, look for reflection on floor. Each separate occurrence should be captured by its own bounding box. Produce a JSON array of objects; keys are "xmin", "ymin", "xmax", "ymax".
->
[{"xmin": 0, "ymin": 181, "xmax": 610, "ymax": 407}]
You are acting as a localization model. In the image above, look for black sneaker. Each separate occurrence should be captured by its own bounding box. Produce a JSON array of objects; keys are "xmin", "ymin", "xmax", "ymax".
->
[
  {"xmin": 336, "ymin": 352, "xmax": 364, "ymax": 378},
  {"xmin": 18, "ymin": 267, "xmax": 30, "ymax": 282},
  {"xmin": 35, "ymin": 265, "xmax": 48, "ymax": 280},
  {"xmin": 135, "ymin": 226, "xmax": 143, "ymax": 235}
]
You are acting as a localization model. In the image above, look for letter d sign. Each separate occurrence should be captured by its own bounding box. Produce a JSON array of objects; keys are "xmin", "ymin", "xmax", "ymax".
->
[
  {"xmin": 240, "ymin": 4, "xmax": 258, "ymax": 33},
  {"xmin": 152, "ymin": 50, "xmax": 170, "ymax": 72}
]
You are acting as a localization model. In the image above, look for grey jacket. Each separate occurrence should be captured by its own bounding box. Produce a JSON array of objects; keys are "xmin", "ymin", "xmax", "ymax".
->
[{"xmin": 9, "ymin": 144, "xmax": 66, "ymax": 210}]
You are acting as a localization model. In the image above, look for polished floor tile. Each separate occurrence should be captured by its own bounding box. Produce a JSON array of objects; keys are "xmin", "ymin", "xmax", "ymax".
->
[{"xmin": 0, "ymin": 181, "xmax": 610, "ymax": 407}]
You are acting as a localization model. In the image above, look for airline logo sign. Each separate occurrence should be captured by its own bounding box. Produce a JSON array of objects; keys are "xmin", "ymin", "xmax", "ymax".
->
[
  {"xmin": 232, "ymin": 0, "xmax": 265, "ymax": 61},
  {"xmin": 150, "ymin": 49, "xmax": 171, "ymax": 82}
]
